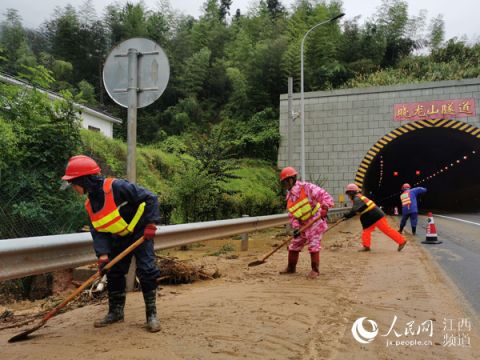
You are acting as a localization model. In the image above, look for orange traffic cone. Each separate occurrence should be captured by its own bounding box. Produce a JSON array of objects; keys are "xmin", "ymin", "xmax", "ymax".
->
[{"xmin": 422, "ymin": 212, "xmax": 442, "ymax": 244}]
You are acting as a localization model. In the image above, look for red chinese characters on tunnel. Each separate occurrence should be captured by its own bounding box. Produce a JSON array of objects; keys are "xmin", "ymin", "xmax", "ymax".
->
[{"xmin": 393, "ymin": 98, "xmax": 476, "ymax": 121}]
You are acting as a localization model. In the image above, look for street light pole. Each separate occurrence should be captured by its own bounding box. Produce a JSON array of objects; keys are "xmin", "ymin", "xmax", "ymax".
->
[{"xmin": 300, "ymin": 13, "xmax": 345, "ymax": 180}]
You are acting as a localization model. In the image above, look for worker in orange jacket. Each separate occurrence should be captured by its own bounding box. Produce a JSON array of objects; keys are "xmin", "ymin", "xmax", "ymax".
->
[{"xmin": 343, "ymin": 183, "xmax": 406, "ymax": 252}]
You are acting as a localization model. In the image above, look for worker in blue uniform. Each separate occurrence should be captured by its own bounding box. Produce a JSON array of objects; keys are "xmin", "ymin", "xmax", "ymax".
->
[
  {"xmin": 399, "ymin": 183, "xmax": 427, "ymax": 235},
  {"xmin": 62, "ymin": 155, "xmax": 161, "ymax": 332}
]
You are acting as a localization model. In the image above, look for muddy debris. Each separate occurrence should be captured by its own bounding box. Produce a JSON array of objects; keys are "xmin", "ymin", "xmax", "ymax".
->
[{"xmin": 156, "ymin": 255, "xmax": 220, "ymax": 284}]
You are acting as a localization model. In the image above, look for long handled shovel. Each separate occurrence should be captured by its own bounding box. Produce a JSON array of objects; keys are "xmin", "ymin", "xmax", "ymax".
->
[
  {"xmin": 8, "ymin": 236, "xmax": 145, "ymax": 343},
  {"xmin": 248, "ymin": 217, "xmax": 345, "ymax": 267}
]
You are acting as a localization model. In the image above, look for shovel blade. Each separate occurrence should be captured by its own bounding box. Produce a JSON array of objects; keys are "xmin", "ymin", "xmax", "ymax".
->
[
  {"xmin": 247, "ymin": 259, "xmax": 266, "ymax": 267},
  {"xmin": 8, "ymin": 322, "xmax": 44, "ymax": 343}
]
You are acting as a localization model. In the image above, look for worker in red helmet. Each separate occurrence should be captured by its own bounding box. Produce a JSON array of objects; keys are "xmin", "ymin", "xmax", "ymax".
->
[
  {"xmin": 62, "ymin": 155, "xmax": 162, "ymax": 332},
  {"xmin": 399, "ymin": 183, "xmax": 427, "ymax": 235},
  {"xmin": 279, "ymin": 167, "xmax": 334, "ymax": 279},
  {"xmin": 343, "ymin": 183, "xmax": 406, "ymax": 252}
]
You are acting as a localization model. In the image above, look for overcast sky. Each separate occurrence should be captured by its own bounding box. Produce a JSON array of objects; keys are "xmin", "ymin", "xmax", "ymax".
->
[{"xmin": 1, "ymin": 0, "xmax": 478, "ymax": 42}]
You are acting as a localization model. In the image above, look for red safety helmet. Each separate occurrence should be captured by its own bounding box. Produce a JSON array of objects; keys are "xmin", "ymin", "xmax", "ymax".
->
[
  {"xmin": 345, "ymin": 183, "xmax": 360, "ymax": 193},
  {"xmin": 402, "ymin": 183, "xmax": 411, "ymax": 190},
  {"xmin": 280, "ymin": 167, "xmax": 298, "ymax": 181},
  {"xmin": 62, "ymin": 155, "xmax": 101, "ymax": 181}
]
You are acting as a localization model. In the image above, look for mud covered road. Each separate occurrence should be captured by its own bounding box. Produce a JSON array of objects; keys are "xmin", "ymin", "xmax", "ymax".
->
[{"xmin": 2, "ymin": 217, "xmax": 479, "ymax": 359}]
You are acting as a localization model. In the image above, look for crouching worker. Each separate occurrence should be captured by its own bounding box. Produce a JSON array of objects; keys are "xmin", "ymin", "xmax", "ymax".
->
[
  {"xmin": 343, "ymin": 183, "xmax": 406, "ymax": 252},
  {"xmin": 61, "ymin": 155, "xmax": 161, "ymax": 332},
  {"xmin": 280, "ymin": 167, "xmax": 334, "ymax": 278}
]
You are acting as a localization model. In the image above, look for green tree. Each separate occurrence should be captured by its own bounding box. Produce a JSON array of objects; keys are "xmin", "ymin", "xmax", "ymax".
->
[
  {"xmin": 178, "ymin": 47, "xmax": 212, "ymax": 97},
  {"xmin": 374, "ymin": 0, "xmax": 421, "ymax": 67},
  {"xmin": 0, "ymin": 9, "xmax": 36, "ymax": 73},
  {"xmin": 171, "ymin": 159, "xmax": 220, "ymax": 222},
  {"xmin": 0, "ymin": 66, "xmax": 84, "ymax": 238},
  {"xmin": 428, "ymin": 15, "xmax": 445, "ymax": 51},
  {"xmin": 75, "ymin": 79, "xmax": 97, "ymax": 106},
  {"xmin": 43, "ymin": 5, "xmax": 107, "ymax": 97}
]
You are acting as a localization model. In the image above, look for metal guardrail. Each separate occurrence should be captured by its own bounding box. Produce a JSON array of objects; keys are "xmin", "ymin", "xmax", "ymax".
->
[{"xmin": 0, "ymin": 209, "xmax": 348, "ymax": 282}]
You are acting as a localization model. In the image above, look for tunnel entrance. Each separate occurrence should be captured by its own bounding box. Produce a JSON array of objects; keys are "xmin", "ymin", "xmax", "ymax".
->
[{"xmin": 357, "ymin": 121, "xmax": 480, "ymax": 213}]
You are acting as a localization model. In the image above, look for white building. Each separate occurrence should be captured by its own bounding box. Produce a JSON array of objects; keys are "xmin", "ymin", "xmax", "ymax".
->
[{"xmin": 0, "ymin": 73, "xmax": 122, "ymax": 138}]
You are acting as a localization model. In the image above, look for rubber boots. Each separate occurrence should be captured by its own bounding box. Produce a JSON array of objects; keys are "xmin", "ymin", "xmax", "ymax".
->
[
  {"xmin": 279, "ymin": 251, "xmax": 299, "ymax": 274},
  {"xmin": 143, "ymin": 289, "xmax": 161, "ymax": 332},
  {"xmin": 308, "ymin": 252, "xmax": 320, "ymax": 279},
  {"xmin": 94, "ymin": 290, "xmax": 125, "ymax": 327}
]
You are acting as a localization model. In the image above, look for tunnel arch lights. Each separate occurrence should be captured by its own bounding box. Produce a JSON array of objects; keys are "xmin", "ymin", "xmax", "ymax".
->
[
  {"xmin": 412, "ymin": 149, "xmax": 480, "ymax": 186},
  {"xmin": 377, "ymin": 156, "xmax": 384, "ymax": 188},
  {"xmin": 353, "ymin": 118, "xmax": 480, "ymax": 190}
]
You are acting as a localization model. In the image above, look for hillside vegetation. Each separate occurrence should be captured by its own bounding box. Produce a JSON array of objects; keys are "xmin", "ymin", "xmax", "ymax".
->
[
  {"xmin": 1, "ymin": 0, "xmax": 479, "ymax": 238},
  {"xmin": 82, "ymin": 130, "xmax": 282, "ymax": 225}
]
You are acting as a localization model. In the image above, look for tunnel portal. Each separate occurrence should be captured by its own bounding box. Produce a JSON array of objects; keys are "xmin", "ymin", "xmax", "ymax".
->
[{"xmin": 359, "ymin": 122, "xmax": 480, "ymax": 213}]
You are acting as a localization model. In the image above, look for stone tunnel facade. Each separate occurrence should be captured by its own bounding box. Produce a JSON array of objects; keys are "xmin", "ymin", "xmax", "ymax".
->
[{"xmin": 278, "ymin": 78, "xmax": 480, "ymax": 206}]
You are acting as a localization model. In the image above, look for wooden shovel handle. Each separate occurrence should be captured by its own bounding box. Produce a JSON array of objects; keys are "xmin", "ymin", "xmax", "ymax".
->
[
  {"xmin": 259, "ymin": 216, "xmax": 323, "ymax": 262},
  {"xmin": 259, "ymin": 216, "xmax": 345, "ymax": 262},
  {"xmin": 42, "ymin": 236, "xmax": 145, "ymax": 323}
]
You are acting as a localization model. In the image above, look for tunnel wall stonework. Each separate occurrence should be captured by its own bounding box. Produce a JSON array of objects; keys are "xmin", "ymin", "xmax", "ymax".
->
[{"xmin": 278, "ymin": 78, "xmax": 480, "ymax": 205}]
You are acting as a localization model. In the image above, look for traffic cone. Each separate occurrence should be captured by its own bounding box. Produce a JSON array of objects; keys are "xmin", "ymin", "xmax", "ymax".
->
[
  {"xmin": 394, "ymin": 206, "xmax": 399, "ymax": 216},
  {"xmin": 422, "ymin": 212, "xmax": 442, "ymax": 244}
]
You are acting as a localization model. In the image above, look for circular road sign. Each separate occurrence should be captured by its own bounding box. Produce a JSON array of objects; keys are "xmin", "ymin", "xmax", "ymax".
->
[{"xmin": 103, "ymin": 37, "xmax": 170, "ymax": 108}]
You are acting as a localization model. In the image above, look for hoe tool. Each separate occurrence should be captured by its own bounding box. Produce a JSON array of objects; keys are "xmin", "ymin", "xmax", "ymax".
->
[
  {"xmin": 248, "ymin": 217, "xmax": 345, "ymax": 267},
  {"xmin": 8, "ymin": 236, "xmax": 145, "ymax": 343}
]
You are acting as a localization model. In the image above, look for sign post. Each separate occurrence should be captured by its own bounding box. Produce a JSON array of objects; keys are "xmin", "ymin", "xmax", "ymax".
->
[
  {"xmin": 103, "ymin": 38, "xmax": 170, "ymax": 290},
  {"xmin": 127, "ymin": 48, "xmax": 139, "ymax": 183}
]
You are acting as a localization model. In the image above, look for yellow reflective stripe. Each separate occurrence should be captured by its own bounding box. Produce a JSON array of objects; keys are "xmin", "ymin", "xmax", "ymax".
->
[
  {"xmin": 295, "ymin": 202, "xmax": 320, "ymax": 221},
  {"xmin": 293, "ymin": 209, "xmax": 303, "ymax": 218},
  {"xmin": 117, "ymin": 229, "xmax": 130, "ymax": 236},
  {"xmin": 91, "ymin": 210, "xmax": 120, "ymax": 228},
  {"xmin": 289, "ymin": 198, "xmax": 309, "ymax": 212},
  {"xmin": 93, "ymin": 203, "xmax": 146, "ymax": 236},
  {"xmin": 295, "ymin": 203, "xmax": 313, "ymax": 216},
  {"xmin": 290, "ymin": 202, "xmax": 314, "ymax": 219},
  {"xmin": 301, "ymin": 213, "xmax": 311, "ymax": 221},
  {"xmin": 400, "ymin": 193, "xmax": 411, "ymax": 205},
  {"xmin": 359, "ymin": 196, "xmax": 376, "ymax": 214},
  {"xmin": 127, "ymin": 202, "xmax": 146, "ymax": 233},
  {"xmin": 96, "ymin": 216, "xmax": 129, "ymax": 234},
  {"xmin": 360, "ymin": 201, "xmax": 375, "ymax": 214}
]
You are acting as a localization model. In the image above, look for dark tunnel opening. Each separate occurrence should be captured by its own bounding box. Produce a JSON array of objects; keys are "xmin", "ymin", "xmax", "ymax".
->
[{"xmin": 363, "ymin": 127, "xmax": 480, "ymax": 214}]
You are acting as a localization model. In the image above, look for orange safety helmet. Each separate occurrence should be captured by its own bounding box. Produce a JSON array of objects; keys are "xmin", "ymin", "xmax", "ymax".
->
[
  {"xmin": 280, "ymin": 167, "xmax": 298, "ymax": 181},
  {"xmin": 62, "ymin": 155, "xmax": 101, "ymax": 181},
  {"xmin": 345, "ymin": 183, "xmax": 360, "ymax": 193},
  {"xmin": 402, "ymin": 183, "xmax": 411, "ymax": 190}
]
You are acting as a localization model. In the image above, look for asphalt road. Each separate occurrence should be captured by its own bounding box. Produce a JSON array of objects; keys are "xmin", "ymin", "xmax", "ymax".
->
[{"xmin": 413, "ymin": 212, "xmax": 480, "ymax": 317}]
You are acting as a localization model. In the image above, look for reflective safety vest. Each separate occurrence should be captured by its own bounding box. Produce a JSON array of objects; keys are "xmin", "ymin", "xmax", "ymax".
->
[
  {"xmin": 357, "ymin": 194, "xmax": 376, "ymax": 215},
  {"xmin": 400, "ymin": 190, "xmax": 411, "ymax": 208},
  {"xmin": 85, "ymin": 178, "xmax": 146, "ymax": 237},
  {"xmin": 287, "ymin": 186, "xmax": 320, "ymax": 221}
]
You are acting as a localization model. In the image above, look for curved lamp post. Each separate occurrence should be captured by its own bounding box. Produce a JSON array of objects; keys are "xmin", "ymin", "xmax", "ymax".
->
[{"xmin": 300, "ymin": 13, "xmax": 345, "ymax": 180}]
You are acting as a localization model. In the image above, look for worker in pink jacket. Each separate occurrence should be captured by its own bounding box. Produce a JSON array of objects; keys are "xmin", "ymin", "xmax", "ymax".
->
[{"xmin": 279, "ymin": 167, "xmax": 334, "ymax": 278}]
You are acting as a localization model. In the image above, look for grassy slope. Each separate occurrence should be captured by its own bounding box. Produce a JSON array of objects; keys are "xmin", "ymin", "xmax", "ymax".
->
[{"xmin": 80, "ymin": 130, "xmax": 282, "ymax": 222}]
